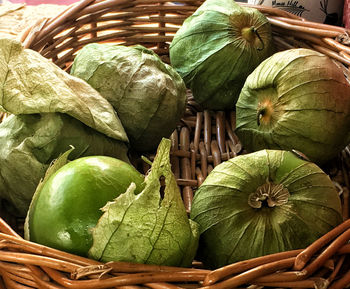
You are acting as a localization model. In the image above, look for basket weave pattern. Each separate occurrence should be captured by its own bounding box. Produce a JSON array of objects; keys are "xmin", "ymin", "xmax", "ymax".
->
[{"xmin": 0, "ymin": 0, "xmax": 350, "ymax": 288}]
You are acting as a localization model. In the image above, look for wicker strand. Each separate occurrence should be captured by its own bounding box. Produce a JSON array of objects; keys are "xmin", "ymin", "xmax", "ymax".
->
[
  {"xmin": 329, "ymin": 269, "xmax": 350, "ymax": 289},
  {"xmin": 254, "ymin": 278, "xmax": 327, "ymax": 288},
  {"xmin": 201, "ymin": 257, "xmax": 296, "ymax": 289},
  {"xmin": 0, "ymin": 217, "xmax": 21, "ymax": 239},
  {"xmin": 0, "ymin": 232, "xmax": 99, "ymax": 267},
  {"xmin": 26, "ymin": 265, "xmax": 65, "ymax": 289},
  {"xmin": 43, "ymin": 267, "xmax": 207, "ymax": 288},
  {"xmin": 271, "ymin": 16, "xmax": 347, "ymax": 33},
  {"xmin": 252, "ymin": 226, "xmax": 350, "ymax": 284},
  {"xmin": 203, "ymin": 249, "xmax": 302, "ymax": 286},
  {"xmin": 144, "ymin": 283, "xmax": 184, "ymax": 289},
  {"xmin": 327, "ymin": 255, "xmax": 346, "ymax": 285},
  {"xmin": 293, "ymin": 219, "xmax": 350, "ymax": 270},
  {"xmin": 300, "ymin": 228, "xmax": 350, "ymax": 277}
]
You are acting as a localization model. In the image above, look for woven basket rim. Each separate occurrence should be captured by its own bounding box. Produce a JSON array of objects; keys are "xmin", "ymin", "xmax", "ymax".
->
[{"xmin": 17, "ymin": 0, "xmax": 350, "ymax": 69}]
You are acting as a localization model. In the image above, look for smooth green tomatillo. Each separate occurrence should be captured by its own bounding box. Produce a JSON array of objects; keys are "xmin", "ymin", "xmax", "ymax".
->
[{"xmin": 25, "ymin": 155, "xmax": 145, "ymax": 256}]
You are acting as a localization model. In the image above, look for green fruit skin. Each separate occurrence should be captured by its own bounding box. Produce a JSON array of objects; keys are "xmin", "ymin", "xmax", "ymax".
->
[
  {"xmin": 235, "ymin": 48, "xmax": 350, "ymax": 164},
  {"xmin": 27, "ymin": 156, "xmax": 145, "ymax": 256}
]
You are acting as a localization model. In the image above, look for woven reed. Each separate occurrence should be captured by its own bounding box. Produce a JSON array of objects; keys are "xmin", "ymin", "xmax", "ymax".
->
[{"xmin": 1, "ymin": 0, "xmax": 350, "ymax": 288}]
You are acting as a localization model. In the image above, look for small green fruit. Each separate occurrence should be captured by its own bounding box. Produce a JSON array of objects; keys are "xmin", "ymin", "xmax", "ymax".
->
[{"xmin": 25, "ymin": 156, "xmax": 144, "ymax": 256}]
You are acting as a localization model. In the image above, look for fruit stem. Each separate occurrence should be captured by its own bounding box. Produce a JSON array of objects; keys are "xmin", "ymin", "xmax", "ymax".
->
[
  {"xmin": 257, "ymin": 107, "xmax": 266, "ymax": 126},
  {"xmin": 241, "ymin": 26, "xmax": 265, "ymax": 51},
  {"xmin": 248, "ymin": 181, "xmax": 290, "ymax": 209}
]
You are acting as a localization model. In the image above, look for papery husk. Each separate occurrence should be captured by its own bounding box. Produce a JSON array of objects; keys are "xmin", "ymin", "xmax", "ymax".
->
[
  {"xmin": 169, "ymin": 0, "xmax": 274, "ymax": 110},
  {"xmin": 191, "ymin": 149, "xmax": 343, "ymax": 269},
  {"xmin": 236, "ymin": 48, "xmax": 350, "ymax": 164},
  {"xmin": 0, "ymin": 113, "xmax": 129, "ymax": 216}
]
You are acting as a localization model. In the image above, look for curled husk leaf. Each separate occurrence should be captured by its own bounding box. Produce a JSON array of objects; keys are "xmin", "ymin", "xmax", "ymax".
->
[
  {"xmin": 235, "ymin": 48, "xmax": 350, "ymax": 164},
  {"xmin": 88, "ymin": 138, "xmax": 199, "ymax": 267},
  {"xmin": 0, "ymin": 38, "xmax": 128, "ymax": 142},
  {"xmin": 0, "ymin": 38, "xmax": 129, "ymax": 216},
  {"xmin": 71, "ymin": 44, "xmax": 187, "ymax": 152},
  {"xmin": 190, "ymin": 149, "xmax": 343, "ymax": 269},
  {"xmin": 169, "ymin": 0, "xmax": 274, "ymax": 110}
]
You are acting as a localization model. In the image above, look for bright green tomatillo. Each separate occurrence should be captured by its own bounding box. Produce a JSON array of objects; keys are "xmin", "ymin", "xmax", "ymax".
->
[{"xmin": 25, "ymin": 153, "xmax": 145, "ymax": 257}]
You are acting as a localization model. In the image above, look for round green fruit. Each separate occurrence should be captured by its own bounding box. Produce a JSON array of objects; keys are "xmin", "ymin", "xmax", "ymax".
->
[
  {"xmin": 190, "ymin": 150, "xmax": 343, "ymax": 269},
  {"xmin": 70, "ymin": 44, "xmax": 187, "ymax": 152},
  {"xmin": 25, "ymin": 156, "xmax": 145, "ymax": 256},
  {"xmin": 169, "ymin": 0, "xmax": 274, "ymax": 110},
  {"xmin": 235, "ymin": 48, "xmax": 350, "ymax": 164}
]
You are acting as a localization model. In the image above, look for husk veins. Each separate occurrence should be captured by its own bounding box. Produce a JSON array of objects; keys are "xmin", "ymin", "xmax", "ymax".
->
[
  {"xmin": 88, "ymin": 138, "xmax": 199, "ymax": 267},
  {"xmin": 190, "ymin": 149, "xmax": 343, "ymax": 268}
]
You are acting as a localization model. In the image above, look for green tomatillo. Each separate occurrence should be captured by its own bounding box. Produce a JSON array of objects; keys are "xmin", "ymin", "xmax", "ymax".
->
[
  {"xmin": 169, "ymin": 0, "xmax": 274, "ymax": 110},
  {"xmin": 25, "ymin": 154, "xmax": 145, "ymax": 257},
  {"xmin": 236, "ymin": 48, "xmax": 350, "ymax": 164},
  {"xmin": 190, "ymin": 149, "xmax": 343, "ymax": 269}
]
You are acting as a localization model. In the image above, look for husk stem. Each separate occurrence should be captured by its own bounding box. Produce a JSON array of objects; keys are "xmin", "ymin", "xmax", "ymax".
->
[
  {"xmin": 248, "ymin": 181, "xmax": 290, "ymax": 209},
  {"xmin": 257, "ymin": 107, "xmax": 266, "ymax": 126},
  {"xmin": 257, "ymin": 101, "xmax": 274, "ymax": 126},
  {"xmin": 241, "ymin": 26, "xmax": 265, "ymax": 51}
]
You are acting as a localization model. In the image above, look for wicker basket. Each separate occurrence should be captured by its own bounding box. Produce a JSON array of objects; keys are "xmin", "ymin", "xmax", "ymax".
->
[{"xmin": 1, "ymin": 0, "xmax": 350, "ymax": 288}]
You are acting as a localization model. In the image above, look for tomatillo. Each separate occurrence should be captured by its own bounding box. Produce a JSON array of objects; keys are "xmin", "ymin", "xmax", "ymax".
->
[{"xmin": 25, "ymin": 156, "xmax": 145, "ymax": 256}]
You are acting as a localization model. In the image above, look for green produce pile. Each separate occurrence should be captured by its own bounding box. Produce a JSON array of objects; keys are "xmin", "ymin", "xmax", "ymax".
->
[{"xmin": 0, "ymin": 0, "xmax": 349, "ymax": 269}]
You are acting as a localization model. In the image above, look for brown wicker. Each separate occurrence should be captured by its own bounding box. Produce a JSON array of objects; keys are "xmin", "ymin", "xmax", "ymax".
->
[{"xmin": 1, "ymin": 0, "xmax": 350, "ymax": 288}]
